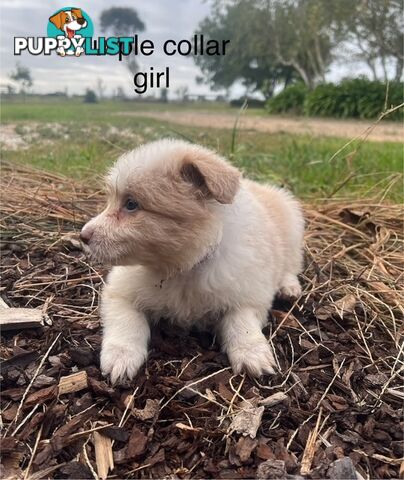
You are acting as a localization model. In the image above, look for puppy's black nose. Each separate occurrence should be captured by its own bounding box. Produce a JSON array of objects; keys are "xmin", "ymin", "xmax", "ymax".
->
[
  {"xmin": 77, "ymin": 17, "xmax": 85, "ymax": 25},
  {"xmin": 80, "ymin": 226, "xmax": 93, "ymax": 245}
]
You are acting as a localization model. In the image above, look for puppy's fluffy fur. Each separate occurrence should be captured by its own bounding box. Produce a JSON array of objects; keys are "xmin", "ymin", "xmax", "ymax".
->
[{"xmin": 81, "ymin": 139, "xmax": 304, "ymax": 383}]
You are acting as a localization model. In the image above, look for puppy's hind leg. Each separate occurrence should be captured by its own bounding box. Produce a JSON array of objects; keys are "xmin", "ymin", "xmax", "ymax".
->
[
  {"xmin": 278, "ymin": 272, "xmax": 302, "ymax": 299},
  {"xmin": 220, "ymin": 308, "xmax": 277, "ymax": 377}
]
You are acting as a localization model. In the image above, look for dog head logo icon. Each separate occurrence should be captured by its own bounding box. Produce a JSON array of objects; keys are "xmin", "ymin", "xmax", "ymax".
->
[
  {"xmin": 49, "ymin": 8, "xmax": 87, "ymax": 39},
  {"xmin": 47, "ymin": 7, "xmax": 93, "ymax": 57}
]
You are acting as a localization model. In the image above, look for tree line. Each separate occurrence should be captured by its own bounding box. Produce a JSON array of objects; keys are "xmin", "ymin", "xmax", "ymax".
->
[{"xmin": 194, "ymin": 0, "xmax": 403, "ymax": 98}]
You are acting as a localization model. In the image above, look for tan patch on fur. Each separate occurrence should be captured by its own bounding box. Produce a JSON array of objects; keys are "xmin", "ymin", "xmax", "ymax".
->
[
  {"xmin": 94, "ymin": 163, "xmax": 221, "ymax": 275},
  {"xmin": 181, "ymin": 150, "xmax": 240, "ymax": 204},
  {"xmin": 128, "ymin": 175, "xmax": 217, "ymax": 272}
]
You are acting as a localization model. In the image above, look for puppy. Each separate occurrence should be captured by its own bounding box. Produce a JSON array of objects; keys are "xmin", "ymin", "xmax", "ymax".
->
[
  {"xmin": 49, "ymin": 8, "xmax": 87, "ymax": 57},
  {"xmin": 80, "ymin": 139, "xmax": 304, "ymax": 383}
]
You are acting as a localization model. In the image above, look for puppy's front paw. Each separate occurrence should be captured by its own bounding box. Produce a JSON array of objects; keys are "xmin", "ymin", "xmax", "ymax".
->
[
  {"xmin": 100, "ymin": 343, "xmax": 147, "ymax": 384},
  {"xmin": 75, "ymin": 46, "xmax": 84, "ymax": 57},
  {"xmin": 227, "ymin": 340, "xmax": 277, "ymax": 377},
  {"xmin": 56, "ymin": 47, "xmax": 66, "ymax": 57}
]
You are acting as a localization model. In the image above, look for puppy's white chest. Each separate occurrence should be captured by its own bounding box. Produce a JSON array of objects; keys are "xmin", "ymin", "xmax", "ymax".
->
[{"xmin": 147, "ymin": 273, "xmax": 222, "ymax": 324}]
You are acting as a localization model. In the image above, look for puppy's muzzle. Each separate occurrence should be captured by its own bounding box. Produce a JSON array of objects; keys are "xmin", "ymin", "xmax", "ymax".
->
[{"xmin": 80, "ymin": 224, "xmax": 94, "ymax": 245}]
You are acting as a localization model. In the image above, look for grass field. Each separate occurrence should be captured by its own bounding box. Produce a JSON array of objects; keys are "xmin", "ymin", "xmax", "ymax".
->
[{"xmin": 1, "ymin": 99, "xmax": 402, "ymax": 201}]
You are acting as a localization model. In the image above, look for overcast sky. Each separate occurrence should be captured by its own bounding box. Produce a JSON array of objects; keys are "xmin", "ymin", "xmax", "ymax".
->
[{"xmin": 0, "ymin": 0, "xmax": 379, "ymax": 99}]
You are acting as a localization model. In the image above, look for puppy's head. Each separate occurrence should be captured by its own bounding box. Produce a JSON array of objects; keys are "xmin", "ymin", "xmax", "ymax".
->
[
  {"xmin": 49, "ymin": 9, "xmax": 87, "ymax": 37},
  {"xmin": 80, "ymin": 139, "xmax": 240, "ymax": 274}
]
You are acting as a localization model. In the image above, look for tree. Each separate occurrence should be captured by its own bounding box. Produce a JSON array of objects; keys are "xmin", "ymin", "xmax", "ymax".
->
[
  {"xmin": 115, "ymin": 86, "xmax": 127, "ymax": 100},
  {"xmin": 197, "ymin": 0, "xmax": 404, "ymax": 93},
  {"xmin": 84, "ymin": 89, "xmax": 97, "ymax": 103},
  {"xmin": 270, "ymin": 0, "xmax": 343, "ymax": 89},
  {"xmin": 195, "ymin": 0, "xmax": 403, "ymax": 94},
  {"xmin": 193, "ymin": 0, "xmax": 341, "ymax": 95},
  {"xmin": 339, "ymin": 0, "xmax": 404, "ymax": 82},
  {"xmin": 96, "ymin": 78, "xmax": 106, "ymax": 100},
  {"xmin": 9, "ymin": 63, "xmax": 33, "ymax": 94},
  {"xmin": 175, "ymin": 86, "xmax": 189, "ymax": 102},
  {"xmin": 100, "ymin": 7, "xmax": 145, "ymax": 74},
  {"xmin": 160, "ymin": 88, "xmax": 169, "ymax": 103},
  {"xmin": 100, "ymin": 7, "xmax": 145, "ymax": 36},
  {"xmin": 194, "ymin": 0, "xmax": 296, "ymax": 98},
  {"xmin": 6, "ymin": 85, "xmax": 16, "ymax": 95}
]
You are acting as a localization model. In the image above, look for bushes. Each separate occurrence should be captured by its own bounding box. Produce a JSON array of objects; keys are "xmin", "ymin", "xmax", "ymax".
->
[
  {"xmin": 266, "ymin": 83, "xmax": 308, "ymax": 115},
  {"xmin": 303, "ymin": 79, "xmax": 403, "ymax": 120},
  {"xmin": 266, "ymin": 79, "xmax": 403, "ymax": 120},
  {"xmin": 304, "ymin": 82, "xmax": 349, "ymax": 118}
]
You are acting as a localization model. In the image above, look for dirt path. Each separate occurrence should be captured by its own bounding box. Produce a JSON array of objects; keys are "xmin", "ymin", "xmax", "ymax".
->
[{"xmin": 119, "ymin": 110, "xmax": 403, "ymax": 143}]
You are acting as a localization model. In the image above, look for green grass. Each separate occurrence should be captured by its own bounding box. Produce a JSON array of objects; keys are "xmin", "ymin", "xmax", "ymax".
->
[
  {"xmin": 0, "ymin": 99, "xmax": 233, "ymax": 123},
  {"xmin": 1, "ymin": 100, "xmax": 402, "ymax": 201}
]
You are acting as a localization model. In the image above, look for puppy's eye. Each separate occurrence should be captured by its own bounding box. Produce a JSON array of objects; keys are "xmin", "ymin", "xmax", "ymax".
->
[{"xmin": 124, "ymin": 198, "xmax": 139, "ymax": 211}]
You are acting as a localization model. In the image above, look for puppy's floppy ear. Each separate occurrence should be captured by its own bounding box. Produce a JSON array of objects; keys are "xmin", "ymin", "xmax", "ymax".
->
[
  {"xmin": 72, "ymin": 8, "xmax": 83, "ymax": 19},
  {"xmin": 49, "ymin": 12, "xmax": 65, "ymax": 30},
  {"xmin": 181, "ymin": 150, "xmax": 240, "ymax": 204}
]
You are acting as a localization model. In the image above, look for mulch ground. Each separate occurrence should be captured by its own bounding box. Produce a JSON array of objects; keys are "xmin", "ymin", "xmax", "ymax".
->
[{"xmin": 0, "ymin": 163, "xmax": 403, "ymax": 479}]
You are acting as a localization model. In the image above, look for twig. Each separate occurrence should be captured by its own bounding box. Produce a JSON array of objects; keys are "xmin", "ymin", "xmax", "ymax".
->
[
  {"xmin": 11, "ymin": 332, "xmax": 61, "ymax": 433},
  {"xmin": 160, "ymin": 367, "xmax": 231, "ymax": 411},
  {"xmin": 23, "ymin": 423, "xmax": 43, "ymax": 479},
  {"xmin": 315, "ymin": 358, "xmax": 346, "ymax": 410}
]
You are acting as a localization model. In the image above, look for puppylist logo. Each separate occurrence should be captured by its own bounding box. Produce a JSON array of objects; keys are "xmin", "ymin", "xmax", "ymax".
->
[
  {"xmin": 14, "ymin": 7, "xmax": 133, "ymax": 59},
  {"xmin": 47, "ymin": 7, "xmax": 92, "ymax": 57},
  {"xmin": 14, "ymin": 7, "xmax": 231, "ymax": 94}
]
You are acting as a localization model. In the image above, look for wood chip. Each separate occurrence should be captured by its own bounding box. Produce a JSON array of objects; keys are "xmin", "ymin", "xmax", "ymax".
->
[
  {"xmin": 229, "ymin": 402, "xmax": 264, "ymax": 438},
  {"xmin": 272, "ymin": 310, "xmax": 300, "ymax": 328},
  {"xmin": 327, "ymin": 457, "xmax": 359, "ymax": 480},
  {"xmin": 259, "ymin": 392, "xmax": 288, "ymax": 407},
  {"xmin": 93, "ymin": 431, "xmax": 114, "ymax": 480},
  {"xmin": 58, "ymin": 371, "xmax": 88, "ymax": 395},
  {"xmin": 334, "ymin": 294, "xmax": 357, "ymax": 318},
  {"xmin": 0, "ymin": 297, "xmax": 10, "ymax": 309},
  {"xmin": 175, "ymin": 422, "xmax": 202, "ymax": 432},
  {"xmin": 0, "ymin": 308, "xmax": 51, "ymax": 330},
  {"xmin": 256, "ymin": 459, "xmax": 287, "ymax": 479},
  {"xmin": 235, "ymin": 436, "xmax": 258, "ymax": 462},
  {"xmin": 33, "ymin": 374, "xmax": 57, "ymax": 388},
  {"xmin": 131, "ymin": 398, "xmax": 160, "ymax": 420},
  {"xmin": 0, "ymin": 451, "xmax": 25, "ymax": 480},
  {"xmin": 25, "ymin": 385, "xmax": 57, "ymax": 408},
  {"xmin": 126, "ymin": 426, "xmax": 148, "ymax": 460},
  {"xmin": 256, "ymin": 442, "xmax": 275, "ymax": 461},
  {"xmin": 316, "ymin": 294, "xmax": 357, "ymax": 321}
]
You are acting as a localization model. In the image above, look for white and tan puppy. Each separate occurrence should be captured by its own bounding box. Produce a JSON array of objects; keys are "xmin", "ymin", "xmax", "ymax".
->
[{"xmin": 80, "ymin": 139, "xmax": 304, "ymax": 383}]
